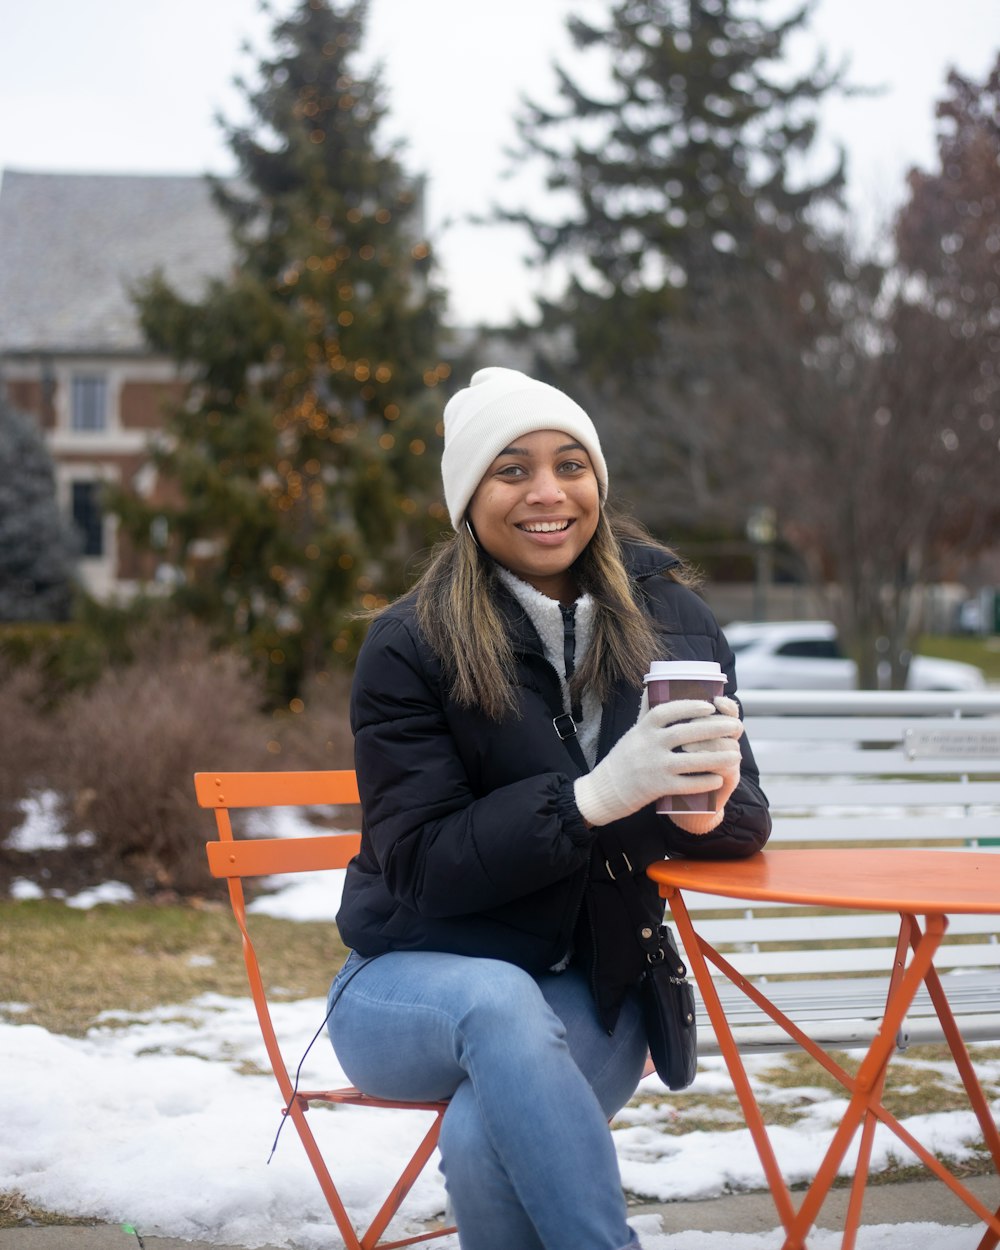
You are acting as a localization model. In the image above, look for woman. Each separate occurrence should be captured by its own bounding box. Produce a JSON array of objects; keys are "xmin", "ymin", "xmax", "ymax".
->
[{"xmin": 329, "ymin": 367, "xmax": 771, "ymax": 1250}]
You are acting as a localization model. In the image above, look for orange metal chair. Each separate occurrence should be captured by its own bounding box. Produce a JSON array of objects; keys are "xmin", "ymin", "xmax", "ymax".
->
[{"xmin": 195, "ymin": 770, "xmax": 455, "ymax": 1250}]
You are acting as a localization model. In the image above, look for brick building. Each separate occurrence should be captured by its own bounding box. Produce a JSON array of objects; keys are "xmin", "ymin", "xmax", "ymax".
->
[{"xmin": 0, "ymin": 169, "xmax": 232, "ymax": 599}]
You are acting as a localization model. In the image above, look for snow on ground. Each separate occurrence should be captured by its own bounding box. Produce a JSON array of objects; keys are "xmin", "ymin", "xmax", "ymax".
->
[
  {"xmin": 2, "ymin": 984, "xmax": 994, "ymax": 1250},
  {"xmin": 3, "ymin": 986, "xmax": 995, "ymax": 1250},
  {"xmin": 2, "ymin": 803, "xmax": 997, "ymax": 1249}
]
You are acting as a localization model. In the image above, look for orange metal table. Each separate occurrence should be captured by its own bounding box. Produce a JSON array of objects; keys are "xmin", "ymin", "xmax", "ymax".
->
[{"xmin": 646, "ymin": 848, "xmax": 1000, "ymax": 1250}]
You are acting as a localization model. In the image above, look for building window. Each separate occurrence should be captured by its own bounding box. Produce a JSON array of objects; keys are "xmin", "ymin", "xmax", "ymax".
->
[
  {"xmin": 71, "ymin": 481, "xmax": 104, "ymax": 557},
  {"xmin": 71, "ymin": 375, "xmax": 108, "ymax": 431}
]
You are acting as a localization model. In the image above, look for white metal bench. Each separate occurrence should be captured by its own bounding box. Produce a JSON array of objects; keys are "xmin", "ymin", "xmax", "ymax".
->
[{"xmin": 679, "ymin": 690, "xmax": 1000, "ymax": 1055}]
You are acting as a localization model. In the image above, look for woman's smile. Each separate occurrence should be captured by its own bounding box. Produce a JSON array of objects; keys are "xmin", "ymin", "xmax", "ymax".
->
[
  {"xmin": 516, "ymin": 517, "xmax": 574, "ymax": 537},
  {"xmin": 512, "ymin": 519, "xmax": 577, "ymax": 554}
]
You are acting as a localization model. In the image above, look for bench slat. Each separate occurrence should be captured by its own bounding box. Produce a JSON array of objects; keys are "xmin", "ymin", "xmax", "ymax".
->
[
  {"xmin": 762, "ymin": 780, "xmax": 1000, "ymax": 806},
  {"xmin": 740, "ymin": 691, "xmax": 1000, "ymax": 716},
  {"xmin": 692, "ymin": 912, "xmax": 1000, "ymax": 945},
  {"xmin": 766, "ymin": 817, "xmax": 1000, "ymax": 841},
  {"xmin": 700, "ymin": 1014, "xmax": 1000, "ymax": 1056},
  {"xmin": 687, "ymin": 971, "xmax": 1000, "ymax": 1055},
  {"xmin": 715, "ymin": 971, "xmax": 1000, "ymax": 1014},
  {"xmin": 684, "ymin": 941, "xmax": 1000, "ymax": 979},
  {"xmin": 753, "ymin": 751, "xmax": 1000, "ymax": 776},
  {"xmin": 745, "ymin": 716, "xmax": 1000, "ymax": 742}
]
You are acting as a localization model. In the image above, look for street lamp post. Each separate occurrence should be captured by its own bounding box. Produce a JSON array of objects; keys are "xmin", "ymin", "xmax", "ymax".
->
[{"xmin": 746, "ymin": 506, "xmax": 777, "ymax": 622}]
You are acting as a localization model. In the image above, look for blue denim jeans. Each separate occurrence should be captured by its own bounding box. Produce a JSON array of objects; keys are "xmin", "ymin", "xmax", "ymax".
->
[{"xmin": 327, "ymin": 950, "xmax": 647, "ymax": 1250}]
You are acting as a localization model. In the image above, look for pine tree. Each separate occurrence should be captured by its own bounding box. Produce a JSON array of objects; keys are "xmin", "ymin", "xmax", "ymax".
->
[
  {"xmin": 121, "ymin": 0, "xmax": 448, "ymax": 701},
  {"xmin": 501, "ymin": 0, "xmax": 848, "ymax": 532},
  {"xmin": 0, "ymin": 393, "xmax": 76, "ymax": 621}
]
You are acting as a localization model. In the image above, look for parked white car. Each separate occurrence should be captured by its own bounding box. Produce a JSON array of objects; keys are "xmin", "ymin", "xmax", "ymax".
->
[{"xmin": 723, "ymin": 620, "xmax": 986, "ymax": 691}]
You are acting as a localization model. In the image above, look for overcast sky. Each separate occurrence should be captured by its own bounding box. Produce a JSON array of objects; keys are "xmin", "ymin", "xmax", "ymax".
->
[{"xmin": 1, "ymin": 0, "xmax": 997, "ymax": 326}]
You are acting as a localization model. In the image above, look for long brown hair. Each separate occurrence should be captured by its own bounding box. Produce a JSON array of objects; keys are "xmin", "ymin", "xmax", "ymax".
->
[{"xmin": 412, "ymin": 507, "xmax": 698, "ymax": 721}]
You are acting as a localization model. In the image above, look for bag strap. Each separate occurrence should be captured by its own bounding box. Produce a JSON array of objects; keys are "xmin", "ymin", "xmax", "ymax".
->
[
  {"xmin": 593, "ymin": 824, "xmax": 663, "ymax": 962},
  {"xmin": 534, "ymin": 660, "xmax": 589, "ymax": 772},
  {"xmin": 536, "ymin": 664, "xmax": 663, "ymax": 963}
]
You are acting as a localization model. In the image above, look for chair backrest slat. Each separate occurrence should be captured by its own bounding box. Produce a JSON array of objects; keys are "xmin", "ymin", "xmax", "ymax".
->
[
  {"xmin": 194, "ymin": 770, "xmax": 360, "ymax": 809},
  {"xmin": 206, "ymin": 833, "xmax": 362, "ymax": 878}
]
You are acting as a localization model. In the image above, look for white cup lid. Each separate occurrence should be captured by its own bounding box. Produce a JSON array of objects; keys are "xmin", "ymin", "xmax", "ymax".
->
[{"xmin": 644, "ymin": 660, "xmax": 724, "ymax": 683}]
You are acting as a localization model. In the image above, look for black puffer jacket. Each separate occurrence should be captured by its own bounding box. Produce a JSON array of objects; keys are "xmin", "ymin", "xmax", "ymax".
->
[{"xmin": 337, "ymin": 540, "xmax": 771, "ymax": 1029}]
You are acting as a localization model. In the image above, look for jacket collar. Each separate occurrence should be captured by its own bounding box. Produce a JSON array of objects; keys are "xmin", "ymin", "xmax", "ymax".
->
[
  {"xmin": 494, "ymin": 576, "xmax": 549, "ymax": 659},
  {"xmin": 620, "ymin": 538, "xmax": 681, "ymax": 581},
  {"xmin": 494, "ymin": 538, "xmax": 679, "ymax": 658}
]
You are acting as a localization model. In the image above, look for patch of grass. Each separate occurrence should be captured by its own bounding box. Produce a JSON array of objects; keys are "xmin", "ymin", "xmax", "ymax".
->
[
  {"xmin": 875, "ymin": 1061, "xmax": 976, "ymax": 1117},
  {"xmin": 754, "ymin": 1050, "xmax": 859, "ymax": 1092},
  {"xmin": 917, "ymin": 633, "xmax": 1000, "ymax": 682},
  {"xmin": 0, "ymin": 899, "xmax": 349, "ymax": 1036},
  {"xmin": 620, "ymin": 1090, "xmax": 750, "ymax": 1134},
  {"xmin": 756, "ymin": 1043, "xmax": 999, "ymax": 1115},
  {"xmin": 0, "ymin": 1190, "xmax": 79, "ymax": 1230}
]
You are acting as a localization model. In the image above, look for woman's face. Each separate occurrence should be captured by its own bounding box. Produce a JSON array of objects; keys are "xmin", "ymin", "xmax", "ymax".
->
[{"xmin": 467, "ymin": 428, "xmax": 601, "ymax": 602}]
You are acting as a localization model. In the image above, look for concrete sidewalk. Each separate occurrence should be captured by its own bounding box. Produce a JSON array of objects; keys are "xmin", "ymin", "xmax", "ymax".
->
[{"xmin": 3, "ymin": 1176, "xmax": 997, "ymax": 1249}]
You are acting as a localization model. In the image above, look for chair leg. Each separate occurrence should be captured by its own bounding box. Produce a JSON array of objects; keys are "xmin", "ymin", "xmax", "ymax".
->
[
  {"xmin": 287, "ymin": 1099, "xmax": 364, "ymax": 1250},
  {"xmin": 359, "ymin": 1108, "xmax": 449, "ymax": 1250},
  {"xmin": 288, "ymin": 1096, "xmax": 457, "ymax": 1250}
]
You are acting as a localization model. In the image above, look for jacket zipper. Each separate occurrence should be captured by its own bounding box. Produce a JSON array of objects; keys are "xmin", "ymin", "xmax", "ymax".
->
[{"xmin": 558, "ymin": 603, "xmax": 583, "ymax": 723}]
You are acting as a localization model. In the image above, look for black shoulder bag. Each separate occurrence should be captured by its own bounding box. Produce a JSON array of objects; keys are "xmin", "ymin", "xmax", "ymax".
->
[
  {"xmin": 642, "ymin": 922, "xmax": 698, "ymax": 1089},
  {"xmin": 597, "ymin": 827, "xmax": 698, "ymax": 1091}
]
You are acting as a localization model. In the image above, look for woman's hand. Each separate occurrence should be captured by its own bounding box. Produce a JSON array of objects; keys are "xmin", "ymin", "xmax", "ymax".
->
[
  {"xmin": 574, "ymin": 696, "xmax": 743, "ymax": 828},
  {"xmin": 668, "ymin": 695, "xmax": 743, "ymax": 834}
]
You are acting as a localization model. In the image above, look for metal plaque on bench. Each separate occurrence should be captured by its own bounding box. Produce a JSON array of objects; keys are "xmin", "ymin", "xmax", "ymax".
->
[{"xmin": 903, "ymin": 726, "xmax": 1000, "ymax": 760}]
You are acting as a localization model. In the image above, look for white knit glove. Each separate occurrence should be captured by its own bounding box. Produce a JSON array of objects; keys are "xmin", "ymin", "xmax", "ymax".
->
[
  {"xmin": 668, "ymin": 695, "xmax": 743, "ymax": 835},
  {"xmin": 574, "ymin": 697, "xmax": 743, "ymax": 828}
]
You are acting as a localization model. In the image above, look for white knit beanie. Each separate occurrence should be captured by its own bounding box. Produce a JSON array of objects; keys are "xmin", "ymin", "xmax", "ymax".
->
[{"xmin": 440, "ymin": 367, "xmax": 609, "ymax": 529}]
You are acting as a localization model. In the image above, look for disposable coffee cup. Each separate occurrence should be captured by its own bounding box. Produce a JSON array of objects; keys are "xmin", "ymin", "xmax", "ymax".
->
[{"xmin": 644, "ymin": 660, "xmax": 727, "ymax": 814}]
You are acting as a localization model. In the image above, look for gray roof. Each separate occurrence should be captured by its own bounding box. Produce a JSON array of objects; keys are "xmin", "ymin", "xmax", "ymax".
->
[{"xmin": 0, "ymin": 169, "xmax": 235, "ymax": 354}]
